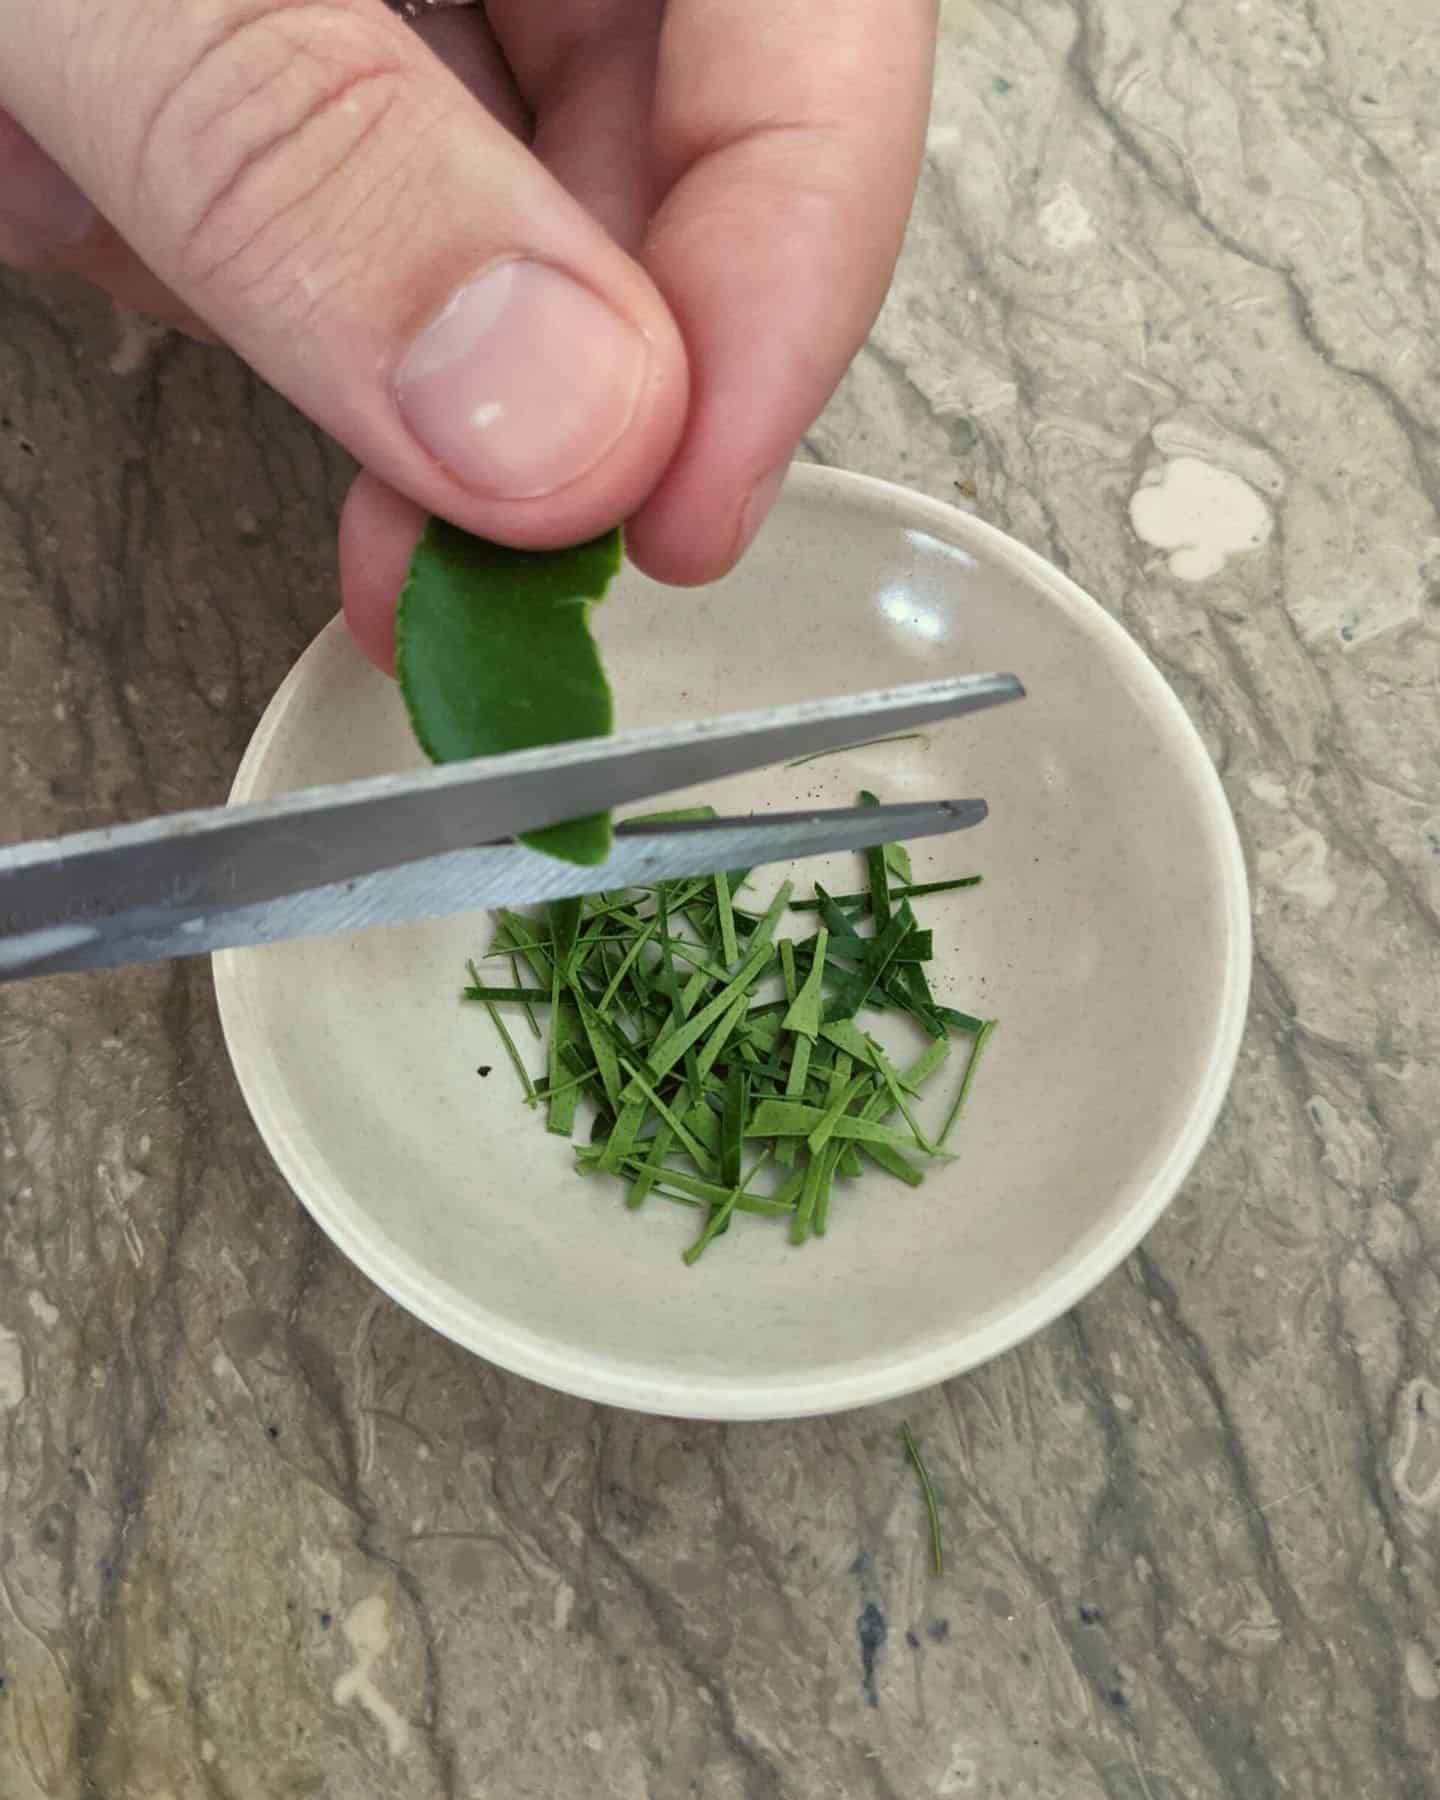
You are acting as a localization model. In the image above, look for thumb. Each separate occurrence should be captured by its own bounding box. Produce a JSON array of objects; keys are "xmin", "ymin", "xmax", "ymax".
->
[{"xmin": 0, "ymin": 0, "xmax": 687, "ymax": 546}]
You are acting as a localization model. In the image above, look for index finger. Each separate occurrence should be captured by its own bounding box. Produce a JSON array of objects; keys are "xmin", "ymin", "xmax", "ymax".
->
[{"xmin": 626, "ymin": 0, "xmax": 936, "ymax": 585}]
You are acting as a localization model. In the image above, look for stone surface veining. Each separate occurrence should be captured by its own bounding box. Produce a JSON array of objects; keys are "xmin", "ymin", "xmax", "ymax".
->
[{"xmin": 2, "ymin": 2, "xmax": 1439, "ymax": 1794}]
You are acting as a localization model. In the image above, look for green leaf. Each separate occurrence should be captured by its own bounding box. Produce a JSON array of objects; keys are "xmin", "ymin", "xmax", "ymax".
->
[
  {"xmin": 640, "ymin": 898, "xmax": 787, "ymax": 1086},
  {"xmin": 805, "ymin": 1070, "xmax": 870, "ymax": 1156},
  {"xmin": 617, "ymin": 1060, "xmax": 717, "ymax": 1174},
  {"xmin": 822, "ymin": 907, "xmax": 912, "ymax": 1023},
  {"xmin": 466, "ymin": 963, "xmax": 537, "ymax": 1104},
  {"xmin": 695, "ymin": 990, "xmax": 751, "ymax": 1082},
  {"xmin": 884, "ymin": 841, "xmax": 914, "ymax": 885},
  {"xmin": 792, "ymin": 1142, "xmax": 842, "ymax": 1244},
  {"xmin": 573, "ymin": 993, "xmax": 625, "ymax": 1113},
  {"xmin": 939, "ymin": 1018, "xmax": 997, "ymax": 1146},
  {"xmin": 901, "ymin": 1422, "xmax": 944, "ymax": 1574},
  {"xmin": 720, "ymin": 1065, "xmax": 748, "ymax": 1192},
  {"xmin": 858, "ymin": 793, "xmax": 893, "ymax": 927},
  {"xmin": 859, "ymin": 1142, "xmax": 926, "ymax": 1187},
  {"xmin": 625, "ymin": 1121, "xmax": 675, "ymax": 1210},
  {"xmin": 818, "ymin": 1019, "xmax": 872, "ymax": 1062},
  {"xmin": 745, "ymin": 1101, "xmax": 921, "ymax": 1154},
  {"xmin": 549, "ymin": 897, "xmax": 584, "ymax": 975},
  {"xmin": 781, "ymin": 926, "xmax": 828, "ymax": 1038},
  {"xmin": 546, "ymin": 969, "xmax": 581, "ymax": 1137},
  {"xmin": 788, "ymin": 877, "xmax": 981, "ymax": 915},
  {"xmin": 714, "ymin": 870, "xmax": 739, "ymax": 969},
  {"xmin": 395, "ymin": 520, "xmax": 623, "ymax": 865}
]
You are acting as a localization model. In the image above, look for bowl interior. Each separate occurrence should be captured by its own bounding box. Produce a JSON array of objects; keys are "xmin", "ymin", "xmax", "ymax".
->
[{"xmin": 215, "ymin": 468, "xmax": 1248, "ymax": 1418}]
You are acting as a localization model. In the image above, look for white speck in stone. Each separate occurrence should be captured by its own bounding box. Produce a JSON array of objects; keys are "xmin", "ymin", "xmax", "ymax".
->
[
  {"xmin": 201, "ymin": 1741, "xmax": 217, "ymax": 1765},
  {"xmin": 26, "ymin": 1289, "xmax": 59, "ymax": 1328},
  {"xmin": 584, "ymin": 1731, "xmax": 605, "ymax": 1752},
  {"xmin": 938, "ymin": 1744, "xmax": 980, "ymax": 1793},
  {"xmin": 1248, "ymin": 773, "xmax": 1289, "ymax": 809},
  {"xmin": 1392, "ymin": 1381, "xmax": 1440, "ymax": 1511},
  {"xmin": 553, "ymin": 1581, "xmax": 575, "ymax": 1631},
  {"xmin": 1405, "ymin": 1642, "xmax": 1440, "ymax": 1702},
  {"xmin": 1258, "ymin": 828, "xmax": 1336, "ymax": 910},
  {"xmin": 1130, "ymin": 456, "xmax": 1274, "ymax": 581},
  {"xmin": 333, "ymin": 1594, "xmax": 411, "ymax": 1756},
  {"xmin": 52, "ymin": 701, "xmax": 65, "ymax": 722},
  {"xmin": 1037, "ymin": 183, "xmax": 1097, "ymax": 251},
  {"xmin": 210, "ymin": 1347, "xmax": 248, "ymax": 1393},
  {"xmin": 1112, "ymin": 1392, "xmax": 1135, "ymax": 1415},
  {"xmin": 0, "ymin": 1326, "xmax": 26, "ymax": 1408}
]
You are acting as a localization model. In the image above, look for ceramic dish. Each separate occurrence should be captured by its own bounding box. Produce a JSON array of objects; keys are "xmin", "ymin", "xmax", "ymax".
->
[{"xmin": 214, "ymin": 465, "xmax": 1250, "ymax": 1420}]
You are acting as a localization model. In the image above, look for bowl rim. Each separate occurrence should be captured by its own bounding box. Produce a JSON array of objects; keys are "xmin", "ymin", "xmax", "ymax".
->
[{"xmin": 214, "ymin": 463, "xmax": 1252, "ymax": 1420}]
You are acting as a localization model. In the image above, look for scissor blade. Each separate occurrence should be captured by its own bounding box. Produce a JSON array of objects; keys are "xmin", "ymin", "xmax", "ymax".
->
[
  {"xmin": 0, "ymin": 672, "xmax": 1022, "ymax": 944},
  {"xmin": 0, "ymin": 800, "xmax": 987, "ymax": 980}
]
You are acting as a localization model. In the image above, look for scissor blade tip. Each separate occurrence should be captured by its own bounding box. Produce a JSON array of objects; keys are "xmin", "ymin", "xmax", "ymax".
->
[{"xmin": 921, "ymin": 797, "xmax": 988, "ymax": 829}]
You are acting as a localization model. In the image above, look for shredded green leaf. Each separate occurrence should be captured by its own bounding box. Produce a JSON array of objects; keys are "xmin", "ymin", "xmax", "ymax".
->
[
  {"xmin": 901, "ymin": 1422, "xmax": 944, "ymax": 1575},
  {"xmin": 462, "ymin": 794, "xmax": 996, "ymax": 1263}
]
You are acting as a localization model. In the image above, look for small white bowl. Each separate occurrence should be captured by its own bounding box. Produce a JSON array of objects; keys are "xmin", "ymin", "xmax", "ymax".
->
[{"xmin": 214, "ymin": 466, "xmax": 1249, "ymax": 1420}]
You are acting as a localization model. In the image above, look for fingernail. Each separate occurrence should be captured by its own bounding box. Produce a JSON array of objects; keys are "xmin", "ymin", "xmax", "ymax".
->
[
  {"xmin": 0, "ymin": 114, "xmax": 94, "ymax": 252},
  {"xmin": 736, "ymin": 463, "xmax": 789, "ymax": 556},
  {"xmin": 396, "ymin": 260, "xmax": 648, "ymax": 500}
]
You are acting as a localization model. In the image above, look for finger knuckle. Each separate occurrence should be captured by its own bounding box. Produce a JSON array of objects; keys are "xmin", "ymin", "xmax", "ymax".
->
[{"xmin": 131, "ymin": 1, "xmax": 412, "ymax": 308}]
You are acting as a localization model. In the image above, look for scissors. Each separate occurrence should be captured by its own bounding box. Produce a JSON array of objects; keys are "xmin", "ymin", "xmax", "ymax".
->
[{"xmin": 0, "ymin": 672, "xmax": 1024, "ymax": 982}]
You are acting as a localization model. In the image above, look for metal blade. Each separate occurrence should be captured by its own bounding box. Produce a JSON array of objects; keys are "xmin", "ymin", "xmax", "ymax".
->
[
  {"xmin": 0, "ymin": 673, "xmax": 1022, "ymax": 946},
  {"xmin": 0, "ymin": 800, "xmax": 987, "ymax": 980}
]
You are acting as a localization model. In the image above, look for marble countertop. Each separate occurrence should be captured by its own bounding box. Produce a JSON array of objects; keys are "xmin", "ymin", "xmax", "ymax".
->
[{"xmin": 3, "ymin": 3, "xmax": 1439, "ymax": 1795}]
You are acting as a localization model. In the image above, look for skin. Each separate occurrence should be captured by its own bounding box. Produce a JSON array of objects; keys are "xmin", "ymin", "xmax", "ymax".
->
[{"xmin": 0, "ymin": 0, "xmax": 938, "ymax": 672}]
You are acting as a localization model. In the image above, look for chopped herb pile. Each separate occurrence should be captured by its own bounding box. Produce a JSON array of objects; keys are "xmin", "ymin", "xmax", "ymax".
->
[{"xmin": 463, "ymin": 795, "xmax": 995, "ymax": 1264}]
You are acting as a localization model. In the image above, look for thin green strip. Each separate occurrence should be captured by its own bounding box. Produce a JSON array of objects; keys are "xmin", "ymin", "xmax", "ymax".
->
[
  {"xmin": 939, "ymin": 1018, "xmax": 997, "ymax": 1147},
  {"xmin": 901, "ymin": 1421, "xmax": 944, "ymax": 1575}
]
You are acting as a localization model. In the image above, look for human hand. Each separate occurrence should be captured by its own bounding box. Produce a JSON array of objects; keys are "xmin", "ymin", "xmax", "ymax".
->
[{"xmin": 0, "ymin": 0, "xmax": 937, "ymax": 670}]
